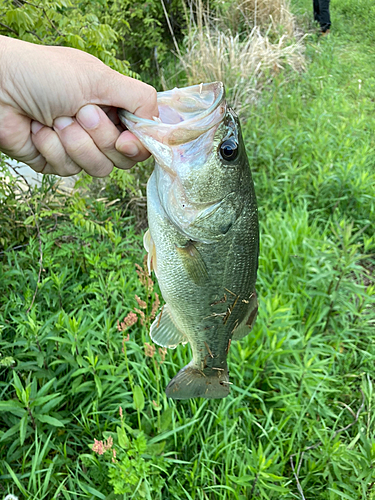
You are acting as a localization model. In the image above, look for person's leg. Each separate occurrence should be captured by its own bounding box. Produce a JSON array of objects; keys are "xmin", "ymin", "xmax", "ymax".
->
[
  {"xmin": 313, "ymin": 0, "xmax": 320, "ymax": 24},
  {"xmin": 318, "ymin": 0, "xmax": 331, "ymax": 32}
]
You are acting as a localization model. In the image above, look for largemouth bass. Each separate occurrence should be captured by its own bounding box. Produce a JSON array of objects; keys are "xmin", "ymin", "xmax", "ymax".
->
[{"xmin": 119, "ymin": 82, "xmax": 259, "ymax": 399}]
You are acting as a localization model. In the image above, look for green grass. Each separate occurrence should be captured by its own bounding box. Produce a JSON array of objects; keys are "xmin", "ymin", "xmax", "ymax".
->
[{"xmin": 1, "ymin": 0, "xmax": 375, "ymax": 498}]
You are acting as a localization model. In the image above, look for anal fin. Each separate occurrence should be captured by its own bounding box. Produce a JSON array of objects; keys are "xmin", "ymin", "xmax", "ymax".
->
[{"xmin": 150, "ymin": 304, "xmax": 188, "ymax": 349}]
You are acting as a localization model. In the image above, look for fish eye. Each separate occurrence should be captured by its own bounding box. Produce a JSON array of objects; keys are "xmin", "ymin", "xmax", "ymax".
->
[{"xmin": 219, "ymin": 139, "xmax": 238, "ymax": 162}]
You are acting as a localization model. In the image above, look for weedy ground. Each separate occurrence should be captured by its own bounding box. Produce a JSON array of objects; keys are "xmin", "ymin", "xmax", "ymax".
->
[{"xmin": 1, "ymin": 0, "xmax": 375, "ymax": 499}]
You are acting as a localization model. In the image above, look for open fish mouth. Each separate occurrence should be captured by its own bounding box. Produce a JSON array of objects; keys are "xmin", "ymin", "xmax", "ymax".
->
[{"xmin": 118, "ymin": 82, "xmax": 226, "ymax": 148}]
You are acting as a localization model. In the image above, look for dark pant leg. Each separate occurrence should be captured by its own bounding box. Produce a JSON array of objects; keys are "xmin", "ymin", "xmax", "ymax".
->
[
  {"xmin": 318, "ymin": 0, "xmax": 331, "ymax": 31},
  {"xmin": 313, "ymin": 0, "xmax": 320, "ymax": 23}
]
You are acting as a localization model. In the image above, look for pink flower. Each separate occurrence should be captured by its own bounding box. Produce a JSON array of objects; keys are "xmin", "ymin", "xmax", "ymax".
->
[
  {"xmin": 121, "ymin": 334, "xmax": 130, "ymax": 353},
  {"xmin": 136, "ymin": 262, "xmax": 154, "ymax": 291},
  {"xmin": 151, "ymin": 293, "xmax": 160, "ymax": 320},
  {"xmin": 104, "ymin": 436, "xmax": 113, "ymax": 451},
  {"xmin": 158, "ymin": 347, "xmax": 167, "ymax": 364},
  {"xmin": 119, "ymin": 406, "xmax": 123, "ymax": 419},
  {"xmin": 117, "ymin": 312, "xmax": 138, "ymax": 333},
  {"xmin": 144, "ymin": 342, "xmax": 156, "ymax": 358},
  {"xmin": 134, "ymin": 308, "xmax": 146, "ymax": 326},
  {"xmin": 92, "ymin": 439, "xmax": 105, "ymax": 455},
  {"xmin": 135, "ymin": 295, "xmax": 147, "ymax": 309}
]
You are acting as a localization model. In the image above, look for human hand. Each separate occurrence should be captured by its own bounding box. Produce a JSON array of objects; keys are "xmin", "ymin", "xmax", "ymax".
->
[{"xmin": 0, "ymin": 36, "xmax": 158, "ymax": 177}]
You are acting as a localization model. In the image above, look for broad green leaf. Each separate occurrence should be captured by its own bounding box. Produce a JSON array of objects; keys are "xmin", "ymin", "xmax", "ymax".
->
[
  {"xmin": 116, "ymin": 426, "xmax": 129, "ymax": 449},
  {"xmin": 328, "ymin": 489, "xmax": 356, "ymax": 500},
  {"xmin": 0, "ymin": 422, "xmax": 21, "ymax": 442},
  {"xmin": 40, "ymin": 395, "xmax": 65, "ymax": 414},
  {"xmin": 160, "ymin": 407, "xmax": 173, "ymax": 432},
  {"xmin": 31, "ymin": 393, "xmax": 61, "ymax": 408},
  {"xmin": 19, "ymin": 412, "xmax": 28, "ymax": 445},
  {"xmin": 94, "ymin": 375, "xmax": 103, "ymax": 397},
  {"xmin": 0, "ymin": 400, "xmax": 24, "ymax": 411},
  {"xmin": 146, "ymin": 441, "xmax": 165, "ymax": 456},
  {"xmin": 133, "ymin": 385, "xmax": 144, "ymax": 411},
  {"xmin": 36, "ymin": 414, "xmax": 65, "ymax": 427},
  {"xmin": 3, "ymin": 461, "xmax": 28, "ymax": 496},
  {"xmin": 12, "ymin": 371, "xmax": 24, "ymax": 400}
]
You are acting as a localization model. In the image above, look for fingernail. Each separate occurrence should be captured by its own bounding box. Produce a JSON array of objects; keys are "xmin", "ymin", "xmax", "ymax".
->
[
  {"xmin": 31, "ymin": 121, "xmax": 44, "ymax": 135},
  {"xmin": 118, "ymin": 142, "xmax": 140, "ymax": 158},
  {"xmin": 54, "ymin": 116, "xmax": 74, "ymax": 131},
  {"xmin": 77, "ymin": 105, "xmax": 100, "ymax": 129}
]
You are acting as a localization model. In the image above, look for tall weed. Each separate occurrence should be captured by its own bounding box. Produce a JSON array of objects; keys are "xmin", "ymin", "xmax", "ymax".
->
[{"xmin": 179, "ymin": 0, "xmax": 305, "ymax": 111}]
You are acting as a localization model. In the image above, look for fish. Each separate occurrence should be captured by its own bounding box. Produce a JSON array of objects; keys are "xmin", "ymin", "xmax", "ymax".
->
[{"xmin": 119, "ymin": 82, "xmax": 259, "ymax": 400}]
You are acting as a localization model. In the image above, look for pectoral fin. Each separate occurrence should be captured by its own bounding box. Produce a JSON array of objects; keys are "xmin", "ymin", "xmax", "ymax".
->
[
  {"xmin": 143, "ymin": 229, "xmax": 158, "ymax": 276},
  {"xmin": 232, "ymin": 292, "xmax": 258, "ymax": 341},
  {"xmin": 150, "ymin": 304, "xmax": 188, "ymax": 349},
  {"xmin": 176, "ymin": 241, "xmax": 208, "ymax": 286}
]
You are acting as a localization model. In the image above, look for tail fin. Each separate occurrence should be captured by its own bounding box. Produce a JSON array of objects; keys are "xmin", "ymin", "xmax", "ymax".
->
[{"xmin": 165, "ymin": 362, "xmax": 230, "ymax": 400}]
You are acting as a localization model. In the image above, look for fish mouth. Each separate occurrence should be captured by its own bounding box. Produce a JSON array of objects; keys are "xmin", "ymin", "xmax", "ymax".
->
[{"xmin": 118, "ymin": 82, "xmax": 226, "ymax": 149}]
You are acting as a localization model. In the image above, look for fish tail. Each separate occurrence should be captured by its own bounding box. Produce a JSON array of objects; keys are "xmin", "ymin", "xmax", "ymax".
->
[{"xmin": 165, "ymin": 362, "xmax": 230, "ymax": 400}]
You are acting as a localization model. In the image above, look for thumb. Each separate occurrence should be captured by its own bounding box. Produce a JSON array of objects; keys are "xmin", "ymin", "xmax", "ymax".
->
[{"xmin": 92, "ymin": 67, "xmax": 159, "ymax": 120}]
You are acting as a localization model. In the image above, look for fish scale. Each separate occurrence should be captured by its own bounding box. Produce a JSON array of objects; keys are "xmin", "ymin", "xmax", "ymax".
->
[{"xmin": 119, "ymin": 82, "xmax": 259, "ymax": 399}]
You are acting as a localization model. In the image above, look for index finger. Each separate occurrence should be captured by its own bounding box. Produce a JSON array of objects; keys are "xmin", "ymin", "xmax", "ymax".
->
[{"xmin": 93, "ymin": 69, "xmax": 159, "ymax": 120}]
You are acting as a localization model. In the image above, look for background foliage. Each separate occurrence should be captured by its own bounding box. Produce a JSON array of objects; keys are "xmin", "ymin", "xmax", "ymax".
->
[
  {"xmin": 0, "ymin": 0, "xmax": 187, "ymax": 79},
  {"xmin": 1, "ymin": 0, "xmax": 375, "ymax": 499}
]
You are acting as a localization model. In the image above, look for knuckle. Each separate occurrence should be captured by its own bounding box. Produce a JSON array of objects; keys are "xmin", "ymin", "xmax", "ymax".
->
[
  {"xmin": 114, "ymin": 157, "xmax": 136, "ymax": 170},
  {"xmin": 28, "ymin": 157, "xmax": 47, "ymax": 173},
  {"xmin": 142, "ymin": 85, "xmax": 158, "ymax": 108},
  {"xmin": 90, "ymin": 163, "xmax": 113, "ymax": 178},
  {"xmin": 36, "ymin": 132, "xmax": 59, "ymax": 159},
  {"xmin": 96, "ymin": 136, "xmax": 116, "ymax": 153},
  {"xmin": 144, "ymin": 84, "xmax": 157, "ymax": 101},
  {"xmin": 60, "ymin": 166, "xmax": 82, "ymax": 177},
  {"xmin": 67, "ymin": 138, "xmax": 90, "ymax": 159}
]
